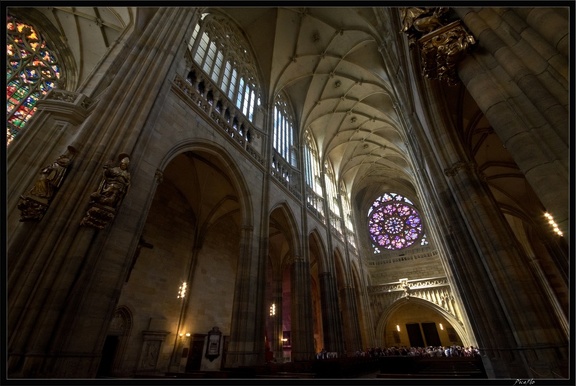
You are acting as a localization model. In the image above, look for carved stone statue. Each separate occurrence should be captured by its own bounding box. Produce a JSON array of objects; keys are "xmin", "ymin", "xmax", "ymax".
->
[
  {"xmin": 81, "ymin": 155, "xmax": 131, "ymax": 229},
  {"xmin": 89, "ymin": 156, "xmax": 131, "ymax": 208},
  {"xmin": 18, "ymin": 149, "xmax": 75, "ymax": 221},
  {"xmin": 29, "ymin": 154, "xmax": 71, "ymax": 199}
]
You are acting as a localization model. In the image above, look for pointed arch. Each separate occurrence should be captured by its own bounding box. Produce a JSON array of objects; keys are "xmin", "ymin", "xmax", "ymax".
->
[
  {"xmin": 269, "ymin": 202, "xmax": 302, "ymax": 261},
  {"xmin": 158, "ymin": 140, "xmax": 254, "ymax": 231},
  {"xmin": 308, "ymin": 229, "xmax": 328, "ymax": 273},
  {"xmin": 375, "ymin": 297, "xmax": 471, "ymax": 347}
]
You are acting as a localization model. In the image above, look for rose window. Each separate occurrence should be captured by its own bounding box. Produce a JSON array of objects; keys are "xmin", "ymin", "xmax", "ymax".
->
[{"xmin": 368, "ymin": 193, "xmax": 423, "ymax": 251}]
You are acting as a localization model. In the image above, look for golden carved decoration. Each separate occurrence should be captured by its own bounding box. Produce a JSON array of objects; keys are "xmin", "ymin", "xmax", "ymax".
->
[{"xmin": 401, "ymin": 8, "xmax": 476, "ymax": 85}]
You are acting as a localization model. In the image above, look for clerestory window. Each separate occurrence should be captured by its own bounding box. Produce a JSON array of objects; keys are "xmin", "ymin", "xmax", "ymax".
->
[
  {"xmin": 188, "ymin": 13, "xmax": 260, "ymax": 123},
  {"xmin": 304, "ymin": 130, "xmax": 322, "ymax": 196},
  {"xmin": 273, "ymin": 92, "xmax": 296, "ymax": 166}
]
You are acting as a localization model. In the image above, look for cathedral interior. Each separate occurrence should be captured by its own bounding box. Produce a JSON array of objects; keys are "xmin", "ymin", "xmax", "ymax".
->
[{"xmin": 5, "ymin": 5, "xmax": 571, "ymax": 382}]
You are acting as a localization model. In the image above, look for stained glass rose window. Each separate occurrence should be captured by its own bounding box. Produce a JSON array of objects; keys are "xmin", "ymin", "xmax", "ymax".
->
[{"xmin": 368, "ymin": 193, "xmax": 423, "ymax": 252}]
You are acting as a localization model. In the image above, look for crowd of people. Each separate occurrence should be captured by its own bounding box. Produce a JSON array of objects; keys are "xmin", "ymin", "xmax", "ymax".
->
[{"xmin": 353, "ymin": 345, "xmax": 481, "ymax": 358}]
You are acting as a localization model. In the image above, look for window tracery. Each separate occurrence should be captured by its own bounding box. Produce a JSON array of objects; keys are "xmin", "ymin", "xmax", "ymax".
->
[
  {"xmin": 7, "ymin": 14, "xmax": 61, "ymax": 146},
  {"xmin": 368, "ymin": 193, "xmax": 424, "ymax": 252},
  {"xmin": 273, "ymin": 92, "xmax": 296, "ymax": 166},
  {"xmin": 188, "ymin": 13, "xmax": 260, "ymax": 123}
]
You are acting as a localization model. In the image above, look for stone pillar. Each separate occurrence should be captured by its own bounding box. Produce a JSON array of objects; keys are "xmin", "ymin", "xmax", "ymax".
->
[
  {"xmin": 226, "ymin": 225, "xmax": 265, "ymax": 367},
  {"xmin": 336, "ymin": 196, "xmax": 363, "ymax": 354},
  {"xmin": 455, "ymin": 7, "xmax": 569, "ymax": 240},
  {"xmin": 290, "ymin": 256, "xmax": 316, "ymax": 361},
  {"xmin": 7, "ymin": 8, "xmax": 197, "ymax": 378},
  {"xmin": 318, "ymin": 272, "xmax": 345, "ymax": 354},
  {"xmin": 442, "ymin": 160, "xmax": 568, "ymax": 377},
  {"xmin": 271, "ymin": 278, "xmax": 283, "ymax": 362},
  {"xmin": 340, "ymin": 285, "xmax": 363, "ymax": 355}
]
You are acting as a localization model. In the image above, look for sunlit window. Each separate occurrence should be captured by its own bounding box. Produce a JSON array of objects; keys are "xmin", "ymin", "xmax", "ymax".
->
[
  {"xmin": 188, "ymin": 13, "xmax": 260, "ymax": 124},
  {"xmin": 7, "ymin": 14, "xmax": 61, "ymax": 146},
  {"xmin": 273, "ymin": 93, "xmax": 296, "ymax": 166},
  {"xmin": 368, "ymin": 193, "xmax": 424, "ymax": 252},
  {"xmin": 304, "ymin": 131, "xmax": 322, "ymax": 194},
  {"xmin": 324, "ymin": 162, "xmax": 340, "ymax": 218},
  {"xmin": 340, "ymin": 182, "xmax": 354, "ymax": 231}
]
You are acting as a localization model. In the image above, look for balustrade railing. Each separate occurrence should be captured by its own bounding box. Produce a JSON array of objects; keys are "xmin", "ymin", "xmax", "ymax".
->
[
  {"xmin": 329, "ymin": 210, "xmax": 344, "ymax": 242},
  {"xmin": 172, "ymin": 71, "xmax": 265, "ymax": 166},
  {"xmin": 271, "ymin": 151, "xmax": 301, "ymax": 199},
  {"xmin": 306, "ymin": 187, "xmax": 325, "ymax": 224}
]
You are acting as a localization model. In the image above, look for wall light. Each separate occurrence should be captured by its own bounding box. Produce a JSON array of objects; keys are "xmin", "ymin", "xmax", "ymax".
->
[
  {"xmin": 396, "ymin": 325, "xmax": 401, "ymax": 332},
  {"xmin": 439, "ymin": 323, "xmax": 444, "ymax": 330},
  {"xmin": 269, "ymin": 303, "xmax": 276, "ymax": 316},
  {"xmin": 177, "ymin": 282, "xmax": 187, "ymax": 299},
  {"xmin": 544, "ymin": 212, "xmax": 563, "ymax": 237}
]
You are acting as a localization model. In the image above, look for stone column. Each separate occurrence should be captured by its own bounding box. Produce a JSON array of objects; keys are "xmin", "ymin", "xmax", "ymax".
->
[
  {"xmin": 226, "ymin": 225, "xmax": 265, "ymax": 367},
  {"xmin": 271, "ymin": 278, "xmax": 283, "ymax": 362},
  {"xmin": 336, "ymin": 196, "xmax": 363, "ymax": 354},
  {"xmin": 314, "ymin": 168, "xmax": 346, "ymax": 356},
  {"xmin": 441, "ymin": 159, "xmax": 568, "ymax": 378},
  {"xmin": 340, "ymin": 285, "xmax": 363, "ymax": 355},
  {"xmin": 7, "ymin": 8, "xmax": 197, "ymax": 378},
  {"xmin": 290, "ymin": 256, "xmax": 316, "ymax": 361},
  {"xmin": 455, "ymin": 7, "xmax": 569, "ymax": 240},
  {"xmin": 318, "ymin": 272, "xmax": 345, "ymax": 354}
]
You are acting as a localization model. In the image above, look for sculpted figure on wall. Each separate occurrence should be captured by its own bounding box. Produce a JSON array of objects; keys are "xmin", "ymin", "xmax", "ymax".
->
[
  {"xmin": 18, "ymin": 147, "xmax": 76, "ymax": 221},
  {"xmin": 89, "ymin": 156, "xmax": 131, "ymax": 208},
  {"xmin": 81, "ymin": 155, "xmax": 131, "ymax": 229}
]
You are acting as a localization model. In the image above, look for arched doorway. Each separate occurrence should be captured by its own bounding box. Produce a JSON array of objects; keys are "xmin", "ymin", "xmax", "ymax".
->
[{"xmin": 97, "ymin": 306, "xmax": 132, "ymax": 377}]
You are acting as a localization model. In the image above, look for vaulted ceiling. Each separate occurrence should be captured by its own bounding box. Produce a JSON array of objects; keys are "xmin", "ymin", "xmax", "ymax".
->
[
  {"xmin": 14, "ymin": 6, "xmax": 538, "ymax": 241},
  {"xmin": 219, "ymin": 7, "xmax": 415, "ymax": 209}
]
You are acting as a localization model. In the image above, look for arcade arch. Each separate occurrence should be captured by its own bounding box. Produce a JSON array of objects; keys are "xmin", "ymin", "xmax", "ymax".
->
[
  {"xmin": 266, "ymin": 204, "xmax": 299, "ymax": 363},
  {"xmin": 376, "ymin": 297, "xmax": 471, "ymax": 349},
  {"xmin": 111, "ymin": 148, "xmax": 247, "ymax": 374}
]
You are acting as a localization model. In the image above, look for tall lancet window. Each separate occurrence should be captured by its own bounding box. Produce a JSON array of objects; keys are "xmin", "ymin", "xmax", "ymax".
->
[
  {"xmin": 7, "ymin": 14, "xmax": 61, "ymax": 146},
  {"xmin": 368, "ymin": 193, "xmax": 424, "ymax": 252},
  {"xmin": 325, "ymin": 161, "xmax": 342, "ymax": 235},
  {"xmin": 273, "ymin": 92, "xmax": 296, "ymax": 166},
  {"xmin": 324, "ymin": 161, "xmax": 341, "ymax": 221},
  {"xmin": 340, "ymin": 182, "xmax": 356, "ymax": 250},
  {"xmin": 340, "ymin": 182, "xmax": 354, "ymax": 232},
  {"xmin": 304, "ymin": 131, "xmax": 324, "ymax": 218}
]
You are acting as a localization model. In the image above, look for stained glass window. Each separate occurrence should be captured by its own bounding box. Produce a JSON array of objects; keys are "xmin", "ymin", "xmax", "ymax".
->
[
  {"xmin": 7, "ymin": 14, "xmax": 61, "ymax": 146},
  {"xmin": 368, "ymin": 193, "xmax": 423, "ymax": 252}
]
